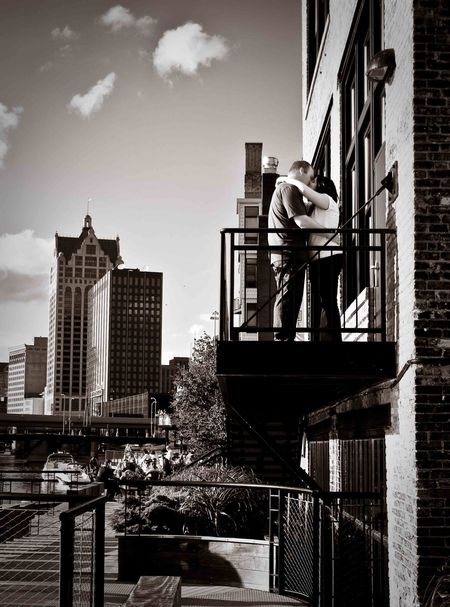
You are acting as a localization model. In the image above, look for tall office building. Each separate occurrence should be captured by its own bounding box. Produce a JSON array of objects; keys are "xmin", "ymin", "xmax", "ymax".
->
[
  {"xmin": 0, "ymin": 362, "xmax": 8, "ymax": 413},
  {"xmin": 160, "ymin": 356, "xmax": 190, "ymax": 396},
  {"xmin": 45, "ymin": 215, "xmax": 122, "ymax": 415},
  {"xmin": 86, "ymin": 268, "xmax": 163, "ymax": 412},
  {"xmin": 7, "ymin": 337, "xmax": 47, "ymax": 414}
]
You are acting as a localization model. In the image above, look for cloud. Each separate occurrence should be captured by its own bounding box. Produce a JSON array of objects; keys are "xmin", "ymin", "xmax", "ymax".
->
[
  {"xmin": 67, "ymin": 72, "xmax": 116, "ymax": 119},
  {"xmin": 38, "ymin": 61, "xmax": 54, "ymax": 73},
  {"xmin": 59, "ymin": 44, "xmax": 72, "ymax": 57},
  {"xmin": 0, "ymin": 230, "xmax": 53, "ymax": 302},
  {"xmin": 100, "ymin": 6, "xmax": 157, "ymax": 35},
  {"xmin": 0, "ymin": 103, "xmax": 23, "ymax": 169},
  {"xmin": 153, "ymin": 22, "xmax": 229, "ymax": 82},
  {"xmin": 51, "ymin": 26, "xmax": 78, "ymax": 40}
]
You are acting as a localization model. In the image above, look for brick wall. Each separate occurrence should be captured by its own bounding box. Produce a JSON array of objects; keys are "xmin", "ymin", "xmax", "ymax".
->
[{"xmin": 413, "ymin": 1, "xmax": 450, "ymax": 599}]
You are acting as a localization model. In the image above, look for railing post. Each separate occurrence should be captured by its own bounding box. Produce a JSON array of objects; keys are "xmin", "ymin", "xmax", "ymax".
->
[
  {"xmin": 59, "ymin": 515, "xmax": 75, "ymax": 607},
  {"xmin": 312, "ymin": 493, "xmax": 321, "ymax": 607},
  {"xmin": 229, "ymin": 232, "xmax": 237, "ymax": 340},
  {"xmin": 380, "ymin": 232, "xmax": 387, "ymax": 342},
  {"xmin": 94, "ymin": 499, "xmax": 105, "ymax": 607},
  {"xmin": 220, "ymin": 230, "xmax": 227, "ymax": 341},
  {"xmin": 278, "ymin": 489, "xmax": 286, "ymax": 594}
]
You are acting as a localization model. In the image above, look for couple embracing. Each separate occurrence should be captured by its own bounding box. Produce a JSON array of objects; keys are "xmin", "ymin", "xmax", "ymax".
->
[{"xmin": 268, "ymin": 160, "xmax": 342, "ymax": 343}]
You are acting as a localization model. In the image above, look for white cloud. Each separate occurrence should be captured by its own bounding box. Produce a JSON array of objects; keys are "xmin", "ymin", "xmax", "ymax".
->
[
  {"xmin": 51, "ymin": 26, "xmax": 78, "ymax": 40},
  {"xmin": 0, "ymin": 230, "xmax": 53, "ymax": 302},
  {"xmin": 100, "ymin": 6, "xmax": 157, "ymax": 35},
  {"xmin": 0, "ymin": 103, "xmax": 23, "ymax": 169},
  {"xmin": 67, "ymin": 72, "xmax": 117, "ymax": 119},
  {"xmin": 38, "ymin": 61, "xmax": 54, "ymax": 73},
  {"xmin": 0, "ymin": 230, "xmax": 53, "ymax": 275},
  {"xmin": 153, "ymin": 22, "xmax": 229, "ymax": 82},
  {"xmin": 59, "ymin": 44, "xmax": 72, "ymax": 57}
]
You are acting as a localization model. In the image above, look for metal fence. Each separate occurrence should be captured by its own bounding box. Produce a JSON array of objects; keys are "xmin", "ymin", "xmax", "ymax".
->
[
  {"xmin": 219, "ymin": 227, "xmax": 395, "ymax": 342},
  {"xmin": 60, "ymin": 496, "xmax": 106, "ymax": 607},
  {"xmin": 0, "ymin": 479, "xmax": 105, "ymax": 607},
  {"xmin": 117, "ymin": 478, "xmax": 388, "ymax": 606}
]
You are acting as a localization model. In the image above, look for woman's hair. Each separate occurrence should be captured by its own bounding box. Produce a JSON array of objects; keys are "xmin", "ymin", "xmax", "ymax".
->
[{"xmin": 315, "ymin": 175, "xmax": 338, "ymax": 202}]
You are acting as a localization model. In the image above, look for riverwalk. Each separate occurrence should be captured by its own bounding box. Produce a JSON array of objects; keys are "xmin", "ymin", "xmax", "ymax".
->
[{"xmin": 0, "ymin": 500, "xmax": 307, "ymax": 607}]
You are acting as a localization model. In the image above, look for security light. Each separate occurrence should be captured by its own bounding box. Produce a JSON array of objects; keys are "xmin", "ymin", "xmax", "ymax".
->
[{"xmin": 366, "ymin": 49, "xmax": 396, "ymax": 83}]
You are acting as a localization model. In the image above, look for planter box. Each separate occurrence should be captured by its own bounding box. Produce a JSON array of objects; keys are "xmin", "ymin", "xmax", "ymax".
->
[{"xmin": 117, "ymin": 534, "xmax": 271, "ymax": 591}]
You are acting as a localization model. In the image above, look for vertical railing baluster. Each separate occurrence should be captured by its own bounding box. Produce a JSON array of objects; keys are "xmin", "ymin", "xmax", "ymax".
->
[
  {"xmin": 220, "ymin": 230, "xmax": 226, "ymax": 341},
  {"xmin": 230, "ymin": 233, "xmax": 236, "ymax": 340},
  {"xmin": 94, "ymin": 500, "xmax": 105, "ymax": 607},
  {"xmin": 59, "ymin": 515, "xmax": 75, "ymax": 607},
  {"xmin": 312, "ymin": 493, "xmax": 321, "ymax": 607}
]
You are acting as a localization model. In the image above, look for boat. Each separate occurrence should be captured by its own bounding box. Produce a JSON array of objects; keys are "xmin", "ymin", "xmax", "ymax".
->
[{"xmin": 42, "ymin": 452, "xmax": 91, "ymax": 485}]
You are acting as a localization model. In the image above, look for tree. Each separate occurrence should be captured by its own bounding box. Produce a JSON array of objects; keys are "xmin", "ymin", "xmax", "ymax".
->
[{"xmin": 172, "ymin": 333, "xmax": 226, "ymax": 456}]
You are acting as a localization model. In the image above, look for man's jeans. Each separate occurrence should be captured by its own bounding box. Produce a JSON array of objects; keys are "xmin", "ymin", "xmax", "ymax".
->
[{"xmin": 271, "ymin": 252, "xmax": 306, "ymax": 341}]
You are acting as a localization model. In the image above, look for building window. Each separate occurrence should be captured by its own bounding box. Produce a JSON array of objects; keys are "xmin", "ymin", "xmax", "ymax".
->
[
  {"xmin": 312, "ymin": 102, "xmax": 332, "ymax": 178},
  {"xmin": 244, "ymin": 206, "xmax": 258, "ymax": 244},
  {"xmin": 85, "ymin": 256, "xmax": 97, "ymax": 266},
  {"xmin": 339, "ymin": 0, "xmax": 383, "ymax": 308},
  {"xmin": 307, "ymin": 0, "xmax": 330, "ymax": 93},
  {"xmin": 245, "ymin": 258, "xmax": 257, "ymax": 289},
  {"xmin": 246, "ymin": 302, "xmax": 257, "ymax": 328},
  {"xmin": 86, "ymin": 245, "xmax": 96, "ymax": 255}
]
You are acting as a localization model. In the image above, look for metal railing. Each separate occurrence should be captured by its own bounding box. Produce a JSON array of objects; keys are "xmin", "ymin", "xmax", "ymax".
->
[
  {"xmin": 220, "ymin": 227, "xmax": 395, "ymax": 342},
  {"xmin": 116, "ymin": 478, "xmax": 388, "ymax": 606},
  {"xmin": 0, "ymin": 479, "xmax": 105, "ymax": 607},
  {"xmin": 60, "ymin": 495, "xmax": 106, "ymax": 607}
]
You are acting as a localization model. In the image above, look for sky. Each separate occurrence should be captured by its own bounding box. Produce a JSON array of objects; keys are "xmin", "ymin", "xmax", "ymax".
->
[{"xmin": 0, "ymin": 0, "xmax": 302, "ymax": 364}]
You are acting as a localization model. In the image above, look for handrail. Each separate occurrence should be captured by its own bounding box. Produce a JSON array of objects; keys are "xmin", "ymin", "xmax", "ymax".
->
[{"xmin": 220, "ymin": 225, "xmax": 396, "ymax": 341}]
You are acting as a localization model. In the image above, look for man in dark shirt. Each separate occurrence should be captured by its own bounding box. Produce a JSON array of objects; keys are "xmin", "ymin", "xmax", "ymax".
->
[{"xmin": 268, "ymin": 160, "xmax": 315, "ymax": 340}]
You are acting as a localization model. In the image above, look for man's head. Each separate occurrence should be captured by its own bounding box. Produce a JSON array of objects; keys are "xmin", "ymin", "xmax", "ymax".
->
[{"xmin": 288, "ymin": 160, "xmax": 315, "ymax": 186}]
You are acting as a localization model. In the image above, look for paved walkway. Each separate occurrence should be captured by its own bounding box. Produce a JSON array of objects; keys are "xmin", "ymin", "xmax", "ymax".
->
[
  {"xmin": 0, "ymin": 500, "xmax": 308, "ymax": 606},
  {"xmin": 104, "ymin": 502, "xmax": 309, "ymax": 607}
]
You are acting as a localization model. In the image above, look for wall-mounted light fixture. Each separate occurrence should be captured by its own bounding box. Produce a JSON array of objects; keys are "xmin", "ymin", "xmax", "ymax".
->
[{"xmin": 366, "ymin": 48, "xmax": 396, "ymax": 83}]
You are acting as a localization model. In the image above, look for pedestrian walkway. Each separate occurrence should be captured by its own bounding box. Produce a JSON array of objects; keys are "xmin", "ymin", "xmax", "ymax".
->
[
  {"xmin": 104, "ymin": 502, "xmax": 309, "ymax": 607},
  {"xmin": 0, "ymin": 500, "xmax": 308, "ymax": 607}
]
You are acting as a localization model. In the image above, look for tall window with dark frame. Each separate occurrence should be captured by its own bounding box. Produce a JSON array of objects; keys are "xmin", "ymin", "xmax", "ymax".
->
[
  {"xmin": 244, "ymin": 206, "xmax": 258, "ymax": 244},
  {"xmin": 312, "ymin": 108, "xmax": 332, "ymax": 178},
  {"xmin": 307, "ymin": 0, "xmax": 330, "ymax": 93},
  {"xmin": 340, "ymin": 0, "xmax": 384, "ymax": 308}
]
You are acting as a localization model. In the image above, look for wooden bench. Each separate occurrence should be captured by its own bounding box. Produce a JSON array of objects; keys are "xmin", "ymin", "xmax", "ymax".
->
[{"xmin": 124, "ymin": 575, "xmax": 181, "ymax": 607}]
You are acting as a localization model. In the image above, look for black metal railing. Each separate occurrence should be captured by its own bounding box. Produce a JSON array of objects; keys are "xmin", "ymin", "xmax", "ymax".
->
[
  {"xmin": 60, "ymin": 495, "xmax": 106, "ymax": 607},
  {"xmin": 116, "ymin": 478, "xmax": 388, "ymax": 606},
  {"xmin": 220, "ymin": 227, "xmax": 395, "ymax": 342},
  {"xmin": 0, "ymin": 480, "xmax": 105, "ymax": 607}
]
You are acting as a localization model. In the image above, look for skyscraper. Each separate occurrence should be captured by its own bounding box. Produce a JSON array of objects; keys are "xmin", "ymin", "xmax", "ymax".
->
[
  {"xmin": 8, "ymin": 337, "xmax": 47, "ymax": 414},
  {"xmin": 45, "ymin": 215, "xmax": 122, "ymax": 416},
  {"xmin": 86, "ymin": 268, "xmax": 163, "ymax": 413}
]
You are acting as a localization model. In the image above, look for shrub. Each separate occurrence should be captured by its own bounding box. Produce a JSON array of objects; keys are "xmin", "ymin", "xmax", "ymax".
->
[{"xmin": 110, "ymin": 463, "xmax": 268, "ymax": 539}]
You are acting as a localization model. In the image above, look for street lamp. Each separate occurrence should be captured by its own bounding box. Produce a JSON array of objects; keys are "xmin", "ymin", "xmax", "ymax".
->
[
  {"xmin": 210, "ymin": 310, "xmax": 219, "ymax": 341},
  {"xmin": 149, "ymin": 397, "xmax": 157, "ymax": 438}
]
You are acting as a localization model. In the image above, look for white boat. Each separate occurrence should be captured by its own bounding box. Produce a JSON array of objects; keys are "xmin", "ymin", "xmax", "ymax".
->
[{"xmin": 42, "ymin": 452, "xmax": 91, "ymax": 485}]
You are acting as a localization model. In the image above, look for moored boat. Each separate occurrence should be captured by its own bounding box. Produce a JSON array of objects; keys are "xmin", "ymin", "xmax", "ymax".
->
[{"xmin": 42, "ymin": 452, "xmax": 91, "ymax": 485}]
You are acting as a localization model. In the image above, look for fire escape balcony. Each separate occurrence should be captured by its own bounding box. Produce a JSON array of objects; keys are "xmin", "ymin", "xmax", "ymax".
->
[{"xmin": 217, "ymin": 227, "xmax": 397, "ymax": 416}]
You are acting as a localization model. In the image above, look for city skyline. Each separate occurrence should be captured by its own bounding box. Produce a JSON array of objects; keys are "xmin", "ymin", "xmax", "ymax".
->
[{"xmin": 0, "ymin": 0, "xmax": 302, "ymax": 363}]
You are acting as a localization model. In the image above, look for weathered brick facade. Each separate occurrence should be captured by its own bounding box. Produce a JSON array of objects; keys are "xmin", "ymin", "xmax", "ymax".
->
[
  {"xmin": 413, "ymin": 0, "xmax": 450, "ymax": 599},
  {"xmin": 302, "ymin": 1, "xmax": 450, "ymax": 605}
]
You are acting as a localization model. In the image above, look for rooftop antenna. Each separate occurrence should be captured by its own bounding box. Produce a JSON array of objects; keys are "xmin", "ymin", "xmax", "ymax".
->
[{"xmin": 87, "ymin": 197, "xmax": 92, "ymax": 215}]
